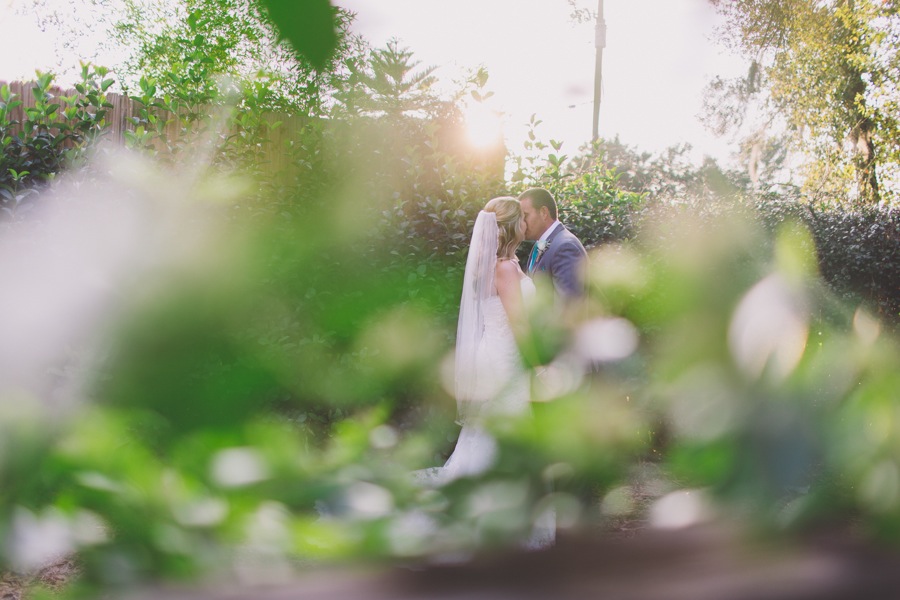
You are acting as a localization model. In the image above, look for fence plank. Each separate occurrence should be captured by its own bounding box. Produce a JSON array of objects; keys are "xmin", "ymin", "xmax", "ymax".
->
[{"xmin": 1, "ymin": 79, "xmax": 309, "ymax": 179}]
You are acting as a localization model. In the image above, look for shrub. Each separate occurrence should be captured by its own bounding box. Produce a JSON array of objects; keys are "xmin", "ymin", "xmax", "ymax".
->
[
  {"xmin": 753, "ymin": 200, "xmax": 900, "ymax": 326},
  {"xmin": 0, "ymin": 66, "xmax": 113, "ymax": 218},
  {"xmin": 805, "ymin": 206, "xmax": 900, "ymax": 324}
]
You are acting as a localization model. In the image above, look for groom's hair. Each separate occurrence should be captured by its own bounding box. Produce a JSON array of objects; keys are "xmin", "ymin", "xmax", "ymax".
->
[{"xmin": 518, "ymin": 188, "xmax": 558, "ymax": 220}]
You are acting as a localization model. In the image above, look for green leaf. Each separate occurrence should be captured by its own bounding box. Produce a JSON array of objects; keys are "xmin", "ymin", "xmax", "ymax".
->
[
  {"xmin": 260, "ymin": 0, "xmax": 337, "ymax": 71},
  {"xmin": 187, "ymin": 10, "xmax": 201, "ymax": 30}
]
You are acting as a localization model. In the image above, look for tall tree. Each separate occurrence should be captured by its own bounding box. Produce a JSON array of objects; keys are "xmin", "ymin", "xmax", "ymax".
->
[
  {"xmin": 107, "ymin": 0, "xmax": 364, "ymax": 115},
  {"xmin": 335, "ymin": 39, "xmax": 441, "ymax": 119},
  {"xmin": 707, "ymin": 0, "xmax": 900, "ymax": 205}
]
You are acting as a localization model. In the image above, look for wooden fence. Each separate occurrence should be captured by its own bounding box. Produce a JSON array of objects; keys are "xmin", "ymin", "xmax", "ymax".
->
[
  {"xmin": 2, "ymin": 80, "xmax": 155, "ymax": 146},
  {"xmin": 0, "ymin": 80, "xmax": 310, "ymax": 176}
]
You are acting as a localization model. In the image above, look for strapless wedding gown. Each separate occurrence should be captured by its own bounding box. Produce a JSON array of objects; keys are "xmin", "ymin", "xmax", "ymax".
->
[
  {"xmin": 439, "ymin": 275, "xmax": 535, "ymax": 482},
  {"xmin": 416, "ymin": 276, "xmax": 555, "ymax": 549}
]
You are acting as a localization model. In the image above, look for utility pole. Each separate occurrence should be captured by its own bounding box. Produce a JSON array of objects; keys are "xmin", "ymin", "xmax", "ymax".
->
[{"xmin": 592, "ymin": 0, "xmax": 606, "ymax": 143}]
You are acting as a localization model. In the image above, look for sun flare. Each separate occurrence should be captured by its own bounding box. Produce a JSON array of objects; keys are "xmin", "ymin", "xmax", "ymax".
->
[{"xmin": 463, "ymin": 103, "xmax": 503, "ymax": 149}]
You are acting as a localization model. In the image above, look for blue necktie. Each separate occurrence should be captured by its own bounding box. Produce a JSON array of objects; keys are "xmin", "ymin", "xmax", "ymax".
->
[{"xmin": 527, "ymin": 244, "xmax": 540, "ymax": 273}]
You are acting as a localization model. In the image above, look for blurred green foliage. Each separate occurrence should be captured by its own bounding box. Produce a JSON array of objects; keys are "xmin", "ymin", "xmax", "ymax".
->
[
  {"xmin": 0, "ymin": 2, "xmax": 899, "ymax": 596},
  {"xmin": 260, "ymin": 0, "xmax": 337, "ymax": 71},
  {"xmin": 3, "ymin": 109, "xmax": 898, "ymax": 592}
]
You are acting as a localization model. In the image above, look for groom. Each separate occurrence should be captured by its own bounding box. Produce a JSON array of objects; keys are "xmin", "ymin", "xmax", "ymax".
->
[{"xmin": 518, "ymin": 188, "xmax": 588, "ymax": 297}]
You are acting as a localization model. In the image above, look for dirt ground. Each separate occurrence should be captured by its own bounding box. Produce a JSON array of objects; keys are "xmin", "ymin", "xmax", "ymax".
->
[{"xmin": 1, "ymin": 557, "xmax": 78, "ymax": 600}]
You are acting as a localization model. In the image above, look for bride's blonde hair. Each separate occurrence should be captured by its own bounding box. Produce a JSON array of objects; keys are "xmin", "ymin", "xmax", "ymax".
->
[{"xmin": 483, "ymin": 196, "xmax": 522, "ymax": 259}]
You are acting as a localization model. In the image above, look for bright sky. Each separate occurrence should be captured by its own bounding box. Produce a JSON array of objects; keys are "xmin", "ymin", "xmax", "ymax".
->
[
  {"xmin": 335, "ymin": 0, "xmax": 749, "ymax": 164},
  {"xmin": 0, "ymin": 0, "xmax": 748, "ymax": 164},
  {"xmin": 0, "ymin": 0, "xmax": 118, "ymax": 78}
]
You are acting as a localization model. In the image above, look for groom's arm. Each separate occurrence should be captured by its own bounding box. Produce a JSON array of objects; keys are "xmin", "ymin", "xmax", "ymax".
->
[{"xmin": 551, "ymin": 240, "xmax": 588, "ymax": 297}]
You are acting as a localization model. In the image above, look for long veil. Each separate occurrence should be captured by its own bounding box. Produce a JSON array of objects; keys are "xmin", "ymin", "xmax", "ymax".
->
[{"xmin": 455, "ymin": 210, "xmax": 498, "ymax": 423}]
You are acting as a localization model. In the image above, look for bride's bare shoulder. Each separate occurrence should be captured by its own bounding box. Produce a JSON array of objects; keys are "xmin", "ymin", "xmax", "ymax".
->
[{"xmin": 495, "ymin": 258, "xmax": 524, "ymax": 280}]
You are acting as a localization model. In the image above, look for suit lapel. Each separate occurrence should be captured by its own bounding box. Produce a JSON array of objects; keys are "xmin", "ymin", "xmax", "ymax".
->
[{"xmin": 534, "ymin": 223, "xmax": 564, "ymax": 271}]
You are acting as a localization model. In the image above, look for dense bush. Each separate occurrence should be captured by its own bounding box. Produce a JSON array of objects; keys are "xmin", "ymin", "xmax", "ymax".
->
[
  {"xmin": 518, "ymin": 139, "xmax": 900, "ymax": 327},
  {"xmin": 0, "ymin": 66, "xmax": 113, "ymax": 218},
  {"xmin": 743, "ymin": 199, "xmax": 898, "ymax": 325},
  {"xmin": 802, "ymin": 206, "xmax": 899, "ymax": 324}
]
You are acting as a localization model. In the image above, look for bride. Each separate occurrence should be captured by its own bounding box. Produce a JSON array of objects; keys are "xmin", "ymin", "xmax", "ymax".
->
[
  {"xmin": 443, "ymin": 196, "xmax": 533, "ymax": 478},
  {"xmin": 418, "ymin": 196, "xmax": 554, "ymax": 547}
]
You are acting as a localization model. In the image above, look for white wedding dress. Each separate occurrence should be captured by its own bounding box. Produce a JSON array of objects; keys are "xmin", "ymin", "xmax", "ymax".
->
[
  {"xmin": 416, "ymin": 275, "xmax": 555, "ymax": 549},
  {"xmin": 436, "ymin": 275, "xmax": 535, "ymax": 482}
]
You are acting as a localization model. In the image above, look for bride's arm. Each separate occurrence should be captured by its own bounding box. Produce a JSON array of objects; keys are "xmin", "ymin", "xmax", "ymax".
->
[{"xmin": 495, "ymin": 260, "xmax": 525, "ymax": 334}]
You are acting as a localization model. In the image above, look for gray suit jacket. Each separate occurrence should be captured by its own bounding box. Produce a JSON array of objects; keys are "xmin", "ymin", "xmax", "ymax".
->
[{"xmin": 529, "ymin": 223, "xmax": 588, "ymax": 297}]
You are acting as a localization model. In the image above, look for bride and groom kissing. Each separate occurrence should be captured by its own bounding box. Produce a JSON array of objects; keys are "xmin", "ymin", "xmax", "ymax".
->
[
  {"xmin": 419, "ymin": 187, "xmax": 587, "ymax": 545},
  {"xmin": 442, "ymin": 186, "xmax": 587, "ymax": 479}
]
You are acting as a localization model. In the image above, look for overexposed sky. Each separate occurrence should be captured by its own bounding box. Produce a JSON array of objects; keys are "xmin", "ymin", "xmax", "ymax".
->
[
  {"xmin": 0, "ymin": 0, "xmax": 748, "ymax": 163},
  {"xmin": 335, "ymin": 0, "xmax": 748, "ymax": 162},
  {"xmin": 0, "ymin": 0, "xmax": 120, "ymax": 79},
  {"xmin": 0, "ymin": 4, "xmax": 53, "ymax": 77}
]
